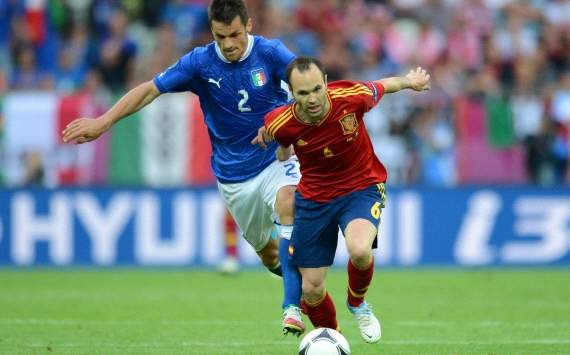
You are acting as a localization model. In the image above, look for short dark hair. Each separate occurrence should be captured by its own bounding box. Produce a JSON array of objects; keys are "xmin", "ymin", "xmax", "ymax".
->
[
  {"xmin": 285, "ymin": 57, "xmax": 326, "ymax": 84},
  {"xmin": 208, "ymin": 0, "xmax": 249, "ymax": 26}
]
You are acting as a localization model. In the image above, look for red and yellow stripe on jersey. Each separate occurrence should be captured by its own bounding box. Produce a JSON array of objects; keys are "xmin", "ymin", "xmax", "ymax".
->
[
  {"xmin": 264, "ymin": 80, "xmax": 387, "ymax": 202},
  {"xmin": 267, "ymin": 106, "xmax": 294, "ymax": 139},
  {"xmin": 329, "ymin": 82, "xmax": 373, "ymax": 100}
]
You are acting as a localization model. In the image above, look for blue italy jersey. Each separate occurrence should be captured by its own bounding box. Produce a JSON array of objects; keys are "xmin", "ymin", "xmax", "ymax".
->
[{"xmin": 153, "ymin": 35, "xmax": 295, "ymax": 183}]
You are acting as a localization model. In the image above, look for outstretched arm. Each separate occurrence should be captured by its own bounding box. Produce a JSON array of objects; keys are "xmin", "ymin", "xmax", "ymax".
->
[
  {"xmin": 376, "ymin": 67, "xmax": 430, "ymax": 94},
  {"xmin": 62, "ymin": 80, "xmax": 161, "ymax": 144}
]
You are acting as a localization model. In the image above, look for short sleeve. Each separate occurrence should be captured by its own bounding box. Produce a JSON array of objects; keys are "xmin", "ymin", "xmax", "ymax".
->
[
  {"xmin": 264, "ymin": 110, "xmax": 279, "ymax": 139},
  {"xmin": 269, "ymin": 40, "xmax": 296, "ymax": 82},
  {"xmin": 362, "ymin": 81, "xmax": 385, "ymax": 112},
  {"xmin": 265, "ymin": 107, "xmax": 295, "ymax": 146},
  {"xmin": 153, "ymin": 51, "xmax": 197, "ymax": 93}
]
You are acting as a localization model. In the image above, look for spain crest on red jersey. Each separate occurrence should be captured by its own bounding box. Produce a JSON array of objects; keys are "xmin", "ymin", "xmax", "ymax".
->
[{"xmin": 339, "ymin": 113, "xmax": 358, "ymax": 135}]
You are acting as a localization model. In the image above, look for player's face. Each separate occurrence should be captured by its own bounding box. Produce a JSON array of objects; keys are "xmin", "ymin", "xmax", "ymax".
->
[
  {"xmin": 290, "ymin": 65, "xmax": 329, "ymax": 122},
  {"xmin": 211, "ymin": 16, "xmax": 252, "ymax": 62}
]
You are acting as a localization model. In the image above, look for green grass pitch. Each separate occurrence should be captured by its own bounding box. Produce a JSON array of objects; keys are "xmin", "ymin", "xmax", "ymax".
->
[{"xmin": 0, "ymin": 269, "xmax": 569, "ymax": 354}]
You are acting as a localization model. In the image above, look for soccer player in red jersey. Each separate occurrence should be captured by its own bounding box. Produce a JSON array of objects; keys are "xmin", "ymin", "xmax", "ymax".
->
[{"xmin": 252, "ymin": 57, "xmax": 430, "ymax": 343}]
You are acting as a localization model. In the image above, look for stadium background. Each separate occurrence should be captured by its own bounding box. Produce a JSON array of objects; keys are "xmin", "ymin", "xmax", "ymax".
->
[
  {"xmin": 1, "ymin": 0, "xmax": 569, "ymax": 267},
  {"xmin": 1, "ymin": 1, "xmax": 569, "ymax": 354}
]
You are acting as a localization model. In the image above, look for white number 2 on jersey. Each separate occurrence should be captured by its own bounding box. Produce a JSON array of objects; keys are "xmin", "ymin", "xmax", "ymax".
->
[{"xmin": 238, "ymin": 89, "xmax": 252, "ymax": 112}]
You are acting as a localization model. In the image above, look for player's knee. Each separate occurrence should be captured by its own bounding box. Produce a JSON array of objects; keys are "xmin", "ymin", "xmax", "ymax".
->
[
  {"xmin": 348, "ymin": 246, "xmax": 372, "ymax": 268},
  {"xmin": 302, "ymin": 279, "xmax": 325, "ymax": 302},
  {"xmin": 275, "ymin": 185, "xmax": 296, "ymax": 221},
  {"xmin": 261, "ymin": 254, "xmax": 279, "ymax": 269}
]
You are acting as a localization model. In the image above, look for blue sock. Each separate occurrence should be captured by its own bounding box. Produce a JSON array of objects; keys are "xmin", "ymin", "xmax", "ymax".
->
[{"xmin": 277, "ymin": 224, "xmax": 302, "ymax": 310}]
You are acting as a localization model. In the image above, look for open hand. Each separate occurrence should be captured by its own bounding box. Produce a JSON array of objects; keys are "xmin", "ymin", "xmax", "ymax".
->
[
  {"xmin": 406, "ymin": 67, "xmax": 430, "ymax": 91},
  {"xmin": 62, "ymin": 118, "xmax": 108, "ymax": 144}
]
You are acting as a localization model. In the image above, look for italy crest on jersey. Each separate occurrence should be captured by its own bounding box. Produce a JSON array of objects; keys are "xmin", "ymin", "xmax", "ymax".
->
[{"xmin": 251, "ymin": 68, "xmax": 267, "ymax": 87}]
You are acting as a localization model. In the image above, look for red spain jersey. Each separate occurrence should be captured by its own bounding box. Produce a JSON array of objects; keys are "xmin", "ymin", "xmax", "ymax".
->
[{"xmin": 265, "ymin": 80, "xmax": 387, "ymax": 202}]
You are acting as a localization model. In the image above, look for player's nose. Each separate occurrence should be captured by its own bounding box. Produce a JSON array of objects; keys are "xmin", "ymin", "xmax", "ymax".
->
[{"xmin": 221, "ymin": 38, "xmax": 236, "ymax": 49}]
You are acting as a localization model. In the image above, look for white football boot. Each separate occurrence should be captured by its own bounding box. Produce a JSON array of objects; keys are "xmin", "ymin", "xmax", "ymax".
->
[
  {"xmin": 282, "ymin": 305, "xmax": 306, "ymax": 336},
  {"xmin": 347, "ymin": 301, "xmax": 381, "ymax": 343}
]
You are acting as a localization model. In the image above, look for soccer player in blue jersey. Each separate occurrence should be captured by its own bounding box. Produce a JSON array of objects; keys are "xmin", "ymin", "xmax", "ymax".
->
[{"xmin": 62, "ymin": 0, "xmax": 305, "ymax": 335}]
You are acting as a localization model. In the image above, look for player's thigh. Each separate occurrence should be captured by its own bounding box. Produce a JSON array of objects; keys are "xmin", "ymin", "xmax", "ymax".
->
[
  {"xmin": 217, "ymin": 178, "xmax": 275, "ymax": 252},
  {"xmin": 274, "ymin": 185, "xmax": 296, "ymax": 221},
  {"xmin": 339, "ymin": 183, "xmax": 387, "ymax": 249},
  {"xmin": 344, "ymin": 219, "xmax": 377, "ymax": 254},
  {"xmin": 289, "ymin": 192, "xmax": 340, "ymax": 268},
  {"xmin": 258, "ymin": 156, "xmax": 300, "ymax": 217}
]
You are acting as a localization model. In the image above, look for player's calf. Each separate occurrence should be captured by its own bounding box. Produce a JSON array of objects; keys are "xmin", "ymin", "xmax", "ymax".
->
[{"xmin": 257, "ymin": 239, "xmax": 281, "ymax": 275}]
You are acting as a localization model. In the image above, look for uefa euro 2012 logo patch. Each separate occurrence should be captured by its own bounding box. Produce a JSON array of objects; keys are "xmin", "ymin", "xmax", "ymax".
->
[{"xmin": 251, "ymin": 68, "xmax": 267, "ymax": 87}]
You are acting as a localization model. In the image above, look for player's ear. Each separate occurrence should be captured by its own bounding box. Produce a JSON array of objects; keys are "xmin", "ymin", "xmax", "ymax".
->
[
  {"xmin": 324, "ymin": 74, "xmax": 328, "ymax": 86},
  {"xmin": 246, "ymin": 18, "xmax": 253, "ymax": 33}
]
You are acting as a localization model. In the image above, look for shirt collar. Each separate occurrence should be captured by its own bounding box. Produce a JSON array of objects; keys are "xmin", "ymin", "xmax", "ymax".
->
[{"xmin": 215, "ymin": 34, "xmax": 254, "ymax": 63}]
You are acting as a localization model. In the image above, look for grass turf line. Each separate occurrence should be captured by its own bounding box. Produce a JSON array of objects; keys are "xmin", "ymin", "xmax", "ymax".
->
[{"xmin": 0, "ymin": 269, "xmax": 569, "ymax": 354}]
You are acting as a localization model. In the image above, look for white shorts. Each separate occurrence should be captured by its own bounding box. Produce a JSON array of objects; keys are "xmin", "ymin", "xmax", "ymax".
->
[{"xmin": 217, "ymin": 156, "xmax": 301, "ymax": 252}]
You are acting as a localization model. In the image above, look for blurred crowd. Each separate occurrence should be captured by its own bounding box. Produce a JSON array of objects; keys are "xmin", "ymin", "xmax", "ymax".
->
[{"xmin": 0, "ymin": 0, "xmax": 569, "ymax": 187}]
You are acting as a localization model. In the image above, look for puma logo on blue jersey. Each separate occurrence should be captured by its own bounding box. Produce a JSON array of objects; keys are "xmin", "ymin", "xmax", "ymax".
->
[{"xmin": 208, "ymin": 77, "xmax": 222, "ymax": 88}]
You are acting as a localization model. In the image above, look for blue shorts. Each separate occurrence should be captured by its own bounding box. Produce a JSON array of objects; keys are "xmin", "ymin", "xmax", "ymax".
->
[{"xmin": 289, "ymin": 183, "xmax": 387, "ymax": 268}]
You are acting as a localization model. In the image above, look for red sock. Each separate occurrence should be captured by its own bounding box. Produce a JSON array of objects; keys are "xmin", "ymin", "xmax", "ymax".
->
[
  {"xmin": 347, "ymin": 256, "xmax": 374, "ymax": 307},
  {"xmin": 300, "ymin": 299, "xmax": 308, "ymax": 314},
  {"xmin": 224, "ymin": 211, "xmax": 238, "ymax": 258},
  {"xmin": 304, "ymin": 291, "xmax": 338, "ymax": 330}
]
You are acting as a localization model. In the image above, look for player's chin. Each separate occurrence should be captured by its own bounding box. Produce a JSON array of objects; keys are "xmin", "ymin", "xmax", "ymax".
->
[
  {"xmin": 307, "ymin": 107, "xmax": 322, "ymax": 116},
  {"xmin": 224, "ymin": 50, "xmax": 240, "ymax": 61}
]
